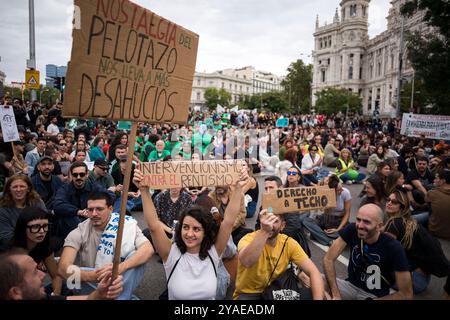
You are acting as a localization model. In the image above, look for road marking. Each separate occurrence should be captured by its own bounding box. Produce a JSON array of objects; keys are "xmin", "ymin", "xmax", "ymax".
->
[{"xmin": 310, "ymin": 240, "xmax": 349, "ymax": 266}]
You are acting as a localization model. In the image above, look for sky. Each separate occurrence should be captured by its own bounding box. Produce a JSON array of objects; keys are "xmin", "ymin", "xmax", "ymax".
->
[{"xmin": 0, "ymin": 0, "xmax": 391, "ymax": 84}]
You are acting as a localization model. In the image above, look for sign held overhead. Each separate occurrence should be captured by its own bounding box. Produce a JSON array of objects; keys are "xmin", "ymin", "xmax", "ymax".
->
[
  {"xmin": 139, "ymin": 160, "xmax": 245, "ymax": 189},
  {"xmin": 262, "ymin": 186, "xmax": 337, "ymax": 214},
  {"xmin": 63, "ymin": 0, "xmax": 199, "ymax": 123}
]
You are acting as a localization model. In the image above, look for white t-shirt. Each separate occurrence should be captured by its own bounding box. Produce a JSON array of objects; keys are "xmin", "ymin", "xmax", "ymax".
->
[
  {"xmin": 47, "ymin": 123, "xmax": 60, "ymax": 134},
  {"xmin": 328, "ymin": 187, "xmax": 352, "ymax": 217},
  {"xmin": 165, "ymin": 243, "xmax": 220, "ymax": 300}
]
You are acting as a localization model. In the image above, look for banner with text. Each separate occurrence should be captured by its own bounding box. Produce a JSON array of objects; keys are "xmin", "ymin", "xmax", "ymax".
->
[
  {"xmin": 63, "ymin": 0, "xmax": 199, "ymax": 123},
  {"xmin": 262, "ymin": 186, "xmax": 337, "ymax": 214},
  {"xmin": 140, "ymin": 160, "xmax": 245, "ymax": 189},
  {"xmin": 401, "ymin": 113, "xmax": 450, "ymax": 140},
  {"xmin": 0, "ymin": 105, "xmax": 20, "ymax": 142}
]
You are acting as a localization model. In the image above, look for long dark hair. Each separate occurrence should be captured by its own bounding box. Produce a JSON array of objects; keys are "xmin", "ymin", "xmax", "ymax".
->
[
  {"xmin": 174, "ymin": 205, "xmax": 219, "ymax": 260},
  {"xmin": 11, "ymin": 207, "xmax": 53, "ymax": 262}
]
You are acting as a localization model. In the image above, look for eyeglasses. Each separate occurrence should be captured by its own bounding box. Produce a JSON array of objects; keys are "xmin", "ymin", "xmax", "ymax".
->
[
  {"xmin": 287, "ymin": 171, "xmax": 298, "ymax": 176},
  {"xmin": 97, "ymin": 166, "xmax": 108, "ymax": 171},
  {"xmin": 72, "ymin": 172, "xmax": 86, "ymax": 178},
  {"xmin": 387, "ymin": 198, "xmax": 400, "ymax": 205},
  {"xmin": 86, "ymin": 207, "xmax": 107, "ymax": 213},
  {"xmin": 59, "ymin": 143, "xmax": 67, "ymax": 146},
  {"xmin": 27, "ymin": 223, "xmax": 50, "ymax": 233}
]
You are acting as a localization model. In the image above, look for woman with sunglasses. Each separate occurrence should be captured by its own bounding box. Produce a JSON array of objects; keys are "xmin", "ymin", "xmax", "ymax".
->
[
  {"xmin": 10, "ymin": 207, "xmax": 63, "ymax": 295},
  {"xmin": 57, "ymin": 140, "xmax": 71, "ymax": 161},
  {"xmin": 284, "ymin": 166, "xmax": 304, "ymax": 188},
  {"xmin": 0, "ymin": 174, "xmax": 46, "ymax": 251},
  {"xmin": 384, "ymin": 190, "xmax": 450, "ymax": 294}
]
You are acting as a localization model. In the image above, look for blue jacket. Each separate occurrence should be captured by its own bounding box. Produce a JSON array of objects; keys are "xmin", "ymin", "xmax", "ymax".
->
[
  {"xmin": 31, "ymin": 174, "xmax": 64, "ymax": 211},
  {"xmin": 53, "ymin": 180, "xmax": 115, "ymax": 239}
]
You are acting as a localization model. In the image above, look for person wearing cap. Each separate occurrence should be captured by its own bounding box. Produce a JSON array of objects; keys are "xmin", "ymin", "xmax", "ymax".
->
[
  {"xmin": 89, "ymin": 159, "xmax": 115, "ymax": 191},
  {"xmin": 31, "ymin": 156, "xmax": 63, "ymax": 211}
]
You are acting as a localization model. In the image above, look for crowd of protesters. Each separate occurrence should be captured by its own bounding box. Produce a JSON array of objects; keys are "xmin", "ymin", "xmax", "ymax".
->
[{"xmin": 0, "ymin": 95, "xmax": 449, "ymax": 300}]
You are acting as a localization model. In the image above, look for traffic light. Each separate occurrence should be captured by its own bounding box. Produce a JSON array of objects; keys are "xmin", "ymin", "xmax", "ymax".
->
[
  {"xmin": 61, "ymin": 77, "xmax": 65, "ymax": 92},
  {"xmin": 54, "ymin": 77, "xmax": 61, "ymax": 91}
]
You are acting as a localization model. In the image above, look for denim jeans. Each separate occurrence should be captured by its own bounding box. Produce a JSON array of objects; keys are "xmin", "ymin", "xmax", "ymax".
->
[
  {"xmin": 302, "ymin": 214, "xmax": 341, "ymax": 246},
  {"xmin": 113, "ymin": 196, "xmax": 142, "ymax": 213},
  {"xmin": 412, "ymin": 211, "xmax": 429, "ymax": 228}
]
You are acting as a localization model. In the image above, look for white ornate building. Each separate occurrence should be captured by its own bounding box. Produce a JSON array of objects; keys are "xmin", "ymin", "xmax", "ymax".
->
[
  {"xmin": 191, "ymin": 66, "xmax": 283, "ymax": 107},
  {"xmin": 312, "ymin": 0, "xmax": 429, "ymax": 116}
]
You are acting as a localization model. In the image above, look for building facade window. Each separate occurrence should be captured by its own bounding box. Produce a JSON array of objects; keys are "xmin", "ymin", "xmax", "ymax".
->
[
  {"xmin": 348, "ymin": 66, "xmax": 353, "ymax": 79},
  {"xmin": 322, "ymin": 70, "xmax": 326, "ymax": 82},
  {"xmin": 197, "ymin": 79, "xmax": 201, "ymax": 85},
  {"xmin": 196, "ymin": 92, "xmax": 201, "ymax": 101}
]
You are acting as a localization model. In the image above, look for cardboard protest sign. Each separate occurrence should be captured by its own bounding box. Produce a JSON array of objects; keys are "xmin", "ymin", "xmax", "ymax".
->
[
  {"xmin": 0, "ymin": 105, "xmax": 20, "ymax": 142},
  {"xmin": 140, "ymin": 160, "xmax": 245, "ymax": 189},
  {"xmin": 401, "ymin": 113, "xmax": 450, "ymax": 140},
  {"xmin": 63, "ymin": 0, "xmax": 199, "ymax": 123},
  {"xmin": 262, "ymin": 186, "xmax": 337, "ymax": 214}
]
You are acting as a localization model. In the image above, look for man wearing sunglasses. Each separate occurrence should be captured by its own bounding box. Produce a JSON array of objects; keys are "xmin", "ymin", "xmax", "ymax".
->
[
  {"xmin": 324, "ymin": 204, "xmax": 413, "ymax": 300},
  {"xmin": 89, "ymin": 159, "xmax": 115, "ymax": 191},
  {"xmin": 53, "ymin": 162, "xmax": 114, "ymax": 241}
]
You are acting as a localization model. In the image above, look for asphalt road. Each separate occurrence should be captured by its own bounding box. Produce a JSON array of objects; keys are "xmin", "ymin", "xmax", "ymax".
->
[{"xmin": 132, "ymin": 167, "xmax": 449, "ymax": 300}]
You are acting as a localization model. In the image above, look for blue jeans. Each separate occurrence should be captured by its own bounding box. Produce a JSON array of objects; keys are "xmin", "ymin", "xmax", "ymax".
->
[
  {"xmin": 246, "ymin": 201, "xmax": 257, "ymax": 218},
  {"xmin": 393, "ymin": 270, "xmax": 430, "ymax": 294},
  {"xmin": 412, "ymin": 211, "xmax": 429, "ymax": 227},
  {"xmin": 302, "ymin": 215, "xmax": 340, "ymax": 246},
  {"xmin": 75, "ymin": 255, "xmax": 146, "ymax": 300},
  {"xmin": 113, "ymin": 196, "xmax": 142, "ymax": 213},
  {"xmin": 339, "ymin": 172, "xmax": 366, "ymax": 183}
]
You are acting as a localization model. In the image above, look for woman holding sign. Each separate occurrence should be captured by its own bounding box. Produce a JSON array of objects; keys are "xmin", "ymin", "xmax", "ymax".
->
[{"xmin": 133, "ymin": 166, "xmax": 248, "ymax": 300}]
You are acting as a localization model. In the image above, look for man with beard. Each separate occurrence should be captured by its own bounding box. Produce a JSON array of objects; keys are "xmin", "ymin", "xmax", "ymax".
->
[
  {"xmin": 0, "ymin": 248, "xmax": 123, "ymax": 300},
  {"xmin": 31, "ymin": 156, "xmax": 63, "ymax": 211},
  {"xmin": 233, "ymin": 209, "xmax": 324, "ymax": 300},
  {"xmin": 53, "ymin": 162, "xmax": 113, "ymax": 240},
  {"xmin": 323, "ymin": 204, "xmax": 413, "ymax": 300}
]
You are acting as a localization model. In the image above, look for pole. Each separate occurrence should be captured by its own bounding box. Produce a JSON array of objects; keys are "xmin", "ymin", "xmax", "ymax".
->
[
  {"xmin": 28, "ymin": 0, "xmax": 37, "ymax": 102},
  {"xmin": 410, "ymin": 71, "xmax": 415, "ymax": 113},
  {"xmin": 395, "ymin": 16, "xmax": 404, "ymax": 118},
  {"xmin": 112, "ymin": 121, "xmax": 138, "ymax": 280}
]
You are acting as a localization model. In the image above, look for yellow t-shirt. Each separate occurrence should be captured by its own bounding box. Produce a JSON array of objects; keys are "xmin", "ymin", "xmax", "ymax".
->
[{"xmin": 233, "ymin": 232, "xmax": 308, "ymax": 299}]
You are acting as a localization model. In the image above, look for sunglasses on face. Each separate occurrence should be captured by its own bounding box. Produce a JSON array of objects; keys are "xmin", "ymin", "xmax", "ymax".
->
[
  {"xmin": 97, "ymin": 166, "xmax": 108, "ymax": 171},
  {"xmin": 27, "ymin": 223, "xmax": 50, "ymax": 233},
  {"xmin": 287, "ymin": 171, "xmax": 298, "ymax": 176},
  {"xmin": 387, "ymin": 198, "xmax": 400, "ymax": 205},
  {"xmin": 59, "ymin": 143, "xmax": 66, "ymax": 146},
  {"xmin": 72, "ymin": 172, "xmax": 86, "ymax": 178}
]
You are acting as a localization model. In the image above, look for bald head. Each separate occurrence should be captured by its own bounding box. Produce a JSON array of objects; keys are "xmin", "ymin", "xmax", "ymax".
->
[{"xmin": 359, "ymin": 204, "xmax": 384, "ymax": 223}]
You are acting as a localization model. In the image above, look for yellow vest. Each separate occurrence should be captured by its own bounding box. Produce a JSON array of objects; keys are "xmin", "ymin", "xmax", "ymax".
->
[{"xmin": 336, "ymin": 158, "xmax": 354, "ymax": 177}]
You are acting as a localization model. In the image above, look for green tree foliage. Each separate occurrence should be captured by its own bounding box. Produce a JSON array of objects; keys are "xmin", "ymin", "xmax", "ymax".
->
[
  {"xmin": 401, "ymin": 0, "xmax": 450, "ymax": 114},
  {"xmin": 281, "ymin": 59, "xmax": 313, "ymax": 113},
  {"xmin": 400, "ymin": 78, "xmax": 429, "ymax": 113},
  {"xmin": 260, "ymin": 91, "xmax": 288, "ymax": 113},
  {"xmin": 3, "ymin": 85, "xmax": 60, "ymax": 106},
  {"xmin": 203, "ymin": 87, "xmax": 232, "ymax": 110},
  {"xmin": 314, "ymin": 88, "xmax": 362, "ymax": 115}
]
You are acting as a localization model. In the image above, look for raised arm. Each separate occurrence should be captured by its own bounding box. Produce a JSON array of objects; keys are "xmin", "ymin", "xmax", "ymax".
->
[
  {"xmin": 134, "ymin": 167, "xmax": 172, "ymax": 262},
  {"xmin": 215, "ymin": 168, "xmax": 248, "ymax": 256}
]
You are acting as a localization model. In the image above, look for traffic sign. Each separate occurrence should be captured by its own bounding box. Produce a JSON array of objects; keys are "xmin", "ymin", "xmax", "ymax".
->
[{"xmin": 25, "ymin": 70, "xmax": 40, "ymax": 90}]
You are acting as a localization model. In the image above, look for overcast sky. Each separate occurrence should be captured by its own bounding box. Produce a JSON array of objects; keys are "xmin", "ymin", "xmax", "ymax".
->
[{"xmin": 0, "ymin": 0, "xmax": 391, "ymax": 83}]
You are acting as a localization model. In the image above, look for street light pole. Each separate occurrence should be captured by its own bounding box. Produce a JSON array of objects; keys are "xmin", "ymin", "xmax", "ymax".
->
[
  {"xmin": 28, "ymin": 0, "xmax": 37, "ymax": 102},
  {"xmin": 395, "ymin": 16, "xmax": 405, "ymax": 118},
  {"xmin": 410, "ymin": 71, "xmax": 415, "ymax": 113}
]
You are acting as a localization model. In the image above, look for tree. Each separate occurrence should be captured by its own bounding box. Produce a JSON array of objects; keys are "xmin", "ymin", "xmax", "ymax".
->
[
  {"xmin": 203, "ymin": 87, "xmax": 231, "ymax": 110},
  {"xmin": 314, "ymin": 88, "xmax": 362, "ymax": 115},
  {"xmin": 400, "ymin": 78, "xmax": 429, "ymax": 113},
  {"xmin": 281, "ymin": 59, "xmax": 313, "ymax": 114},
  {"xmin": 401, "ymin": 0, "xmax": 450, "ymax": 114},
  {"xmin": 260, "ymin": 91, "xmax": 288, "ymax": 113}
]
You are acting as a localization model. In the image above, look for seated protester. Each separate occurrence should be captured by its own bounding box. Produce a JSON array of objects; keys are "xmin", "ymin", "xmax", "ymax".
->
[
  {"xmin": 336, "ymin": 148, "xmax": 366, "ymax": 184},
  {"xmin": 108, "ymin": 144, "xmax": 127, "ymax": 175},
  {"xmin": 398, "ymin": 145, "xmax": 414, "ymax": 177},
  {"xmin": 323, "ymin": 138, "xmax": 341, "ymax": 167},
  {"xmin": 385, "ymin": 170, "xmax": 418, "ymax": 210},
  {"xmin": 323, "ymin": 204, "xmax": 413, "ymax": 300},
  {"xmin": 255, "ymin": 174, "xmax": 312, "ymax": 258},
  {"xmin": 359, "ymin": 175, "xmax": 387, "ymax": 211},
  {"xmin": 301, "ymin": 144, "xmax": 328, "ymax": 183},
  {"xmin": 10, "ymin": 207, "xmax": 63, "ymax": 295},
  {"xmin": 31, "ymin": 156, "xmax": 64, "ymax": 211},
  {"xmin": 53, "ymin": 162, "xmax": 113, "ymax": 240},
  {"xmin": 9, "ymin": 141, "xmax": 29, "ymax": 175},
  {"xmin": 233, "ymin": 209, "xmax": 324, "ymax": 300},
  {"xmin": 426, "ymin": 168, "xmax": 450, "ymax": 240},
  {"xmin": 195, "ymin": 196, "xmax": 238, "ymax": 300},
  {"xmin": 406, "ymin": 156, "xmax": 434, "ymax": 207},
  {"xmin": 385, "ymin": 157, "xmax": 399, "ymax": 173},
  {"xmin": 208, "ymin": 184, "xmax": 251, "ymax": 246},
  {"xmin": 69, "ymin": 140, "xmax": 91, "ymax": 162},
  {"xmin": 0, "ymin": 174, "xmax": 47, "ymax": 251},
  {"xmin": 241, "ymin": 161, "xmax": 259, "ymax": 219},
  {"xmin": 25, "ymin": 137, "xmax": 47, "ymax": 175},
  {"xmin": 88, "ymin": 159, "xmax": 115, "ymax": 192},
  {"xmin": 302, "ymin": 175, "xmax": 351, "ymax": 246},
  {"xmin": 89, "ymin": 137, "xmax": 106, "ymax": 162},
  {"xmin": 148, "ymin": 139, "xmax": 171, "ymax": 162},
  {"xmin": 366, "ymin": 144, "xmax": 386, "ymax": 175},
  {"xmin": 135, "ymin": 166, "xmax": 248, "ymax": 300},
  {"xmin": 373, "ymin": 161, "xmax": 391, "ymax": 186},
  {"xmin": 154, "ymin": 187, "xmax": 193, "ymax": 238},
  {"xmin": 356, "ymin": 139, "xmax": 371, "ymax": 167},
  {"xmin": 111, "ymin": 155, "xmax": 141, "ymax": 213},
  {"xmin": 0, "ymin": 249, "xmax": 123, "ymax": 300},
  {"xmin": 139, "ymin": 133, "xmax": 159, "ymax": 162},
  {"xmin": 384, "ymin": 190, "xmax": 450, "ymax": 294},
  {"xmin": 58, "ymin": 192, "xmax": 153, "ymax": 300}
]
